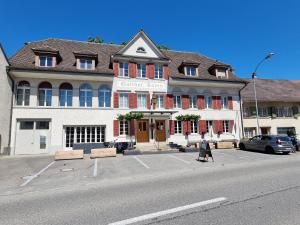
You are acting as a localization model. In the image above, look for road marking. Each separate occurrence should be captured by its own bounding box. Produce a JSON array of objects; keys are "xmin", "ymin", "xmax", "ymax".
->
[
  {"xmin": 108, "ymin": 197, "xmax": 227, "ymax": 225},
  {"xmin": 168, "ymin": 154, "xmax": 191, "ymax": 164},
  {"xmin": 93, "ymin": 158, "xmax": 98, "ymax": 177},
  {"xmin": 20, "ymin": 161, "xmax": 55, "ymax": 187},
  {"xmin": 133, "ymin": 156, "xmax": 149, "ymax": 169}
]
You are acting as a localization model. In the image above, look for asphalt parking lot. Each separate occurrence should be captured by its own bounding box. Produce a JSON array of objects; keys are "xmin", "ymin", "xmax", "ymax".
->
[{"xmin": 0, "ymin": 149, "xmax": 298, "ymax": 195}]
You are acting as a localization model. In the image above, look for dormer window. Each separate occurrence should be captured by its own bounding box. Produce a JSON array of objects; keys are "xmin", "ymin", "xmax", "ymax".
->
[
  {"xmin": 185, "ymin": 66, "xmax": 197, "ymax": 76},
  {"xmin": 216, "ymin": 68, "xmax": 228, "ymax": 78},
  {"xmin": 39, "ymin": 56, "xmax": 53, "ymax": 67},
  {"xmin": 79, "ymin": 59, "xmax": 93, "ymax": 70},
  {"xmin": 208, "ymin": 64, "xmax": 230, "ymax": 78},
  {"xmin": 136, "ymin": 47, "xmax": 146, "ymax": 53}
]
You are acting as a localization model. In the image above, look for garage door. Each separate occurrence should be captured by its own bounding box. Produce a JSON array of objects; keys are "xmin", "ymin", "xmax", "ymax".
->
[{"xmin": 15, "ymin": 120, "xmax": 50, "ymax": 155}]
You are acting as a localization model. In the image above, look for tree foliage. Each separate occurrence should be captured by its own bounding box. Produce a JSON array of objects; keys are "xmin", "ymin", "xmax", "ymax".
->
[
  {"xmin": 175, "ymin": 114, "xmax": 200, "ymax": 121},
  {"xmin": 87, "ymin": 36, "xmax": 103, "ymax": 43},
  {"xmin": 117, "ymin": 112, "xmax": 144, "ymax": 121}
]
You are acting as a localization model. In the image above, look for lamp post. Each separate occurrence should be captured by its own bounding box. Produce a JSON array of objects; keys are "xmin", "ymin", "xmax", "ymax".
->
[{"xmin": 252, "ymin": 53, "xmax": 274, "ymax": 135}]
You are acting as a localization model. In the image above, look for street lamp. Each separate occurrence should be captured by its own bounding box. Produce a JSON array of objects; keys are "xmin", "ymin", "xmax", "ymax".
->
[{"xmin": 252, "ymin": 53, "xmax": 274, "ymax": 135}]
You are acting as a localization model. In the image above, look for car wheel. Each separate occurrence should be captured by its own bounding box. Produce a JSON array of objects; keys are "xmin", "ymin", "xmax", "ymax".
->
[
  {"xmin": 265, "ymin": 146, "xmax": 274, "ymax": 154},
  {"xmin": 239, "ymin": 143, "xmax": 246, "ymax": 150}
]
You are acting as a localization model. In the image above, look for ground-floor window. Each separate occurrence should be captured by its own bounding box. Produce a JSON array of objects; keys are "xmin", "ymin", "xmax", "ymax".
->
[
  {"xmin": 206, "ymin": 120, "xmax": 213, "ymax": 133},
  {"xmin": 190, "ymin": 121, "xmax": 198, "ymax": 133},
  {"xmin": 174, "ymin": 120, "xmax": 182, "ymax": 134},
  {"xmin": 277, "ymin": 127, "xmax": 296, "ymax": 136},
  {"xmin": 65, "ymin": 125, "xmax": 105, "ymax": 148},
  {"xmin": 244, "ymin": 127, "xmax": 256, "ymax": 138},
  {"xmin": 119, "ymin": 120, "xmax": 129, "ymax": 135},
  {"xmin": 223, "ymin": 120, "xmax": 229, "ymax": 133}
]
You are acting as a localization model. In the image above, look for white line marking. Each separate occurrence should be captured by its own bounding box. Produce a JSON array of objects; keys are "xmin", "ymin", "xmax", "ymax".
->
[
  {"xmin": 168, "ymin": 154, "xmax": 191, "ymax": 164},
  {"xmin": 20, "ymin": 161, "xmax": 55, "ymax": 187},
  {"xmin": 133, "ymin": 156, "xmax": 149, "ymax": 169},
  {"xmin": 93, "ymin": 158, "xmax": 98, "ymax": 177},
  {"xmin": 108, "ymin": 197, "xmax": 227, "ymax": 225}
]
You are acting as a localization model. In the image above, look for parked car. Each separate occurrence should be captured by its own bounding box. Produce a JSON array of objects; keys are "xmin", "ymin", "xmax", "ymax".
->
[
  {"xmin": 239, "ymin": 135, "xmax": 293, "ymax": 154},
  {"xmin": 288, "ymin": 136, "xmax": 300, "ymax": 151}
]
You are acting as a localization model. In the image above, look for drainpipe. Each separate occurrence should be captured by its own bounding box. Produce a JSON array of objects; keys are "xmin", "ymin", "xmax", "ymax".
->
[
  {"xmin": 6, "ymin": 66, "xmax": 14, "ymax": 155},
  {"xmin": 239, "ymin": 81, "xmax": 248, "ymax": 139}
]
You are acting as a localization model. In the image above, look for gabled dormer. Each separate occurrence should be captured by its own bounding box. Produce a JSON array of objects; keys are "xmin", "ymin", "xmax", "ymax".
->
[
  {"xmin": 32, "ymin": 46, "xmax": 61, "ymax": 68},
  {"xmin": 178, "ymin": 60, "xmax": 200, "ymax": 77},
  {"xmin": 73, "ymin": 50, "xmax": 98, "ymax": 70},
  {"xmin": 208, "ymin": 64, "xmax": 230, "ymax": 78}
]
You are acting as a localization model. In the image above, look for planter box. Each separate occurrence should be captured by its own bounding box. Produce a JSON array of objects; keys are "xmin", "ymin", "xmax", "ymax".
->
[
  {"xmin": 216, "ymin": 142, "xmax": 233, "ymax": 149},
  {"xmin": 55, "ymin": 150, "xmax": 84, "ymax": 160},
  {"xmin": 90, "ymin": 148, "xmax": 116, "ymax": 158}
]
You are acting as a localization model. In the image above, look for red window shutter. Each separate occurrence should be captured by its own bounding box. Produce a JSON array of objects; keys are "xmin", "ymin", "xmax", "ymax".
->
[
  {"xmin": 113, "ymin": 120, "xmax": 119, "ymax": 137},
  {"xmin": 197, "ymin": 95, "xmax": 205, "ymax": 109},
  {"xmin": 163, "ymin": 65, "xmax": 169, "ymax": 80},
  {"xmin": 113, "ymin": 61, "xmax": 119, "ymax": 77},
  {"xmin": 169, "ymin": 120, "xmax": 174, "ymax": 135},
  {"xmin": 113, "ymin": 92, "xmax": 119, "ymax": 108},
  {"xmin": 129, "ymin": 62, "xmax": 136, "ymax": 78},
  {"xmin": 147, "ymin": 94, "xmax": 151, "ymax": 109},
  {"xmin": 228, "ymin": 96, "xmax": 233, "ymax": 110},
  {"xmin": 129, "ymin": 93, "xmax": 137, "ymax": 109},
  {"xmin": 130, "ymin": 119, "xmax": 136, "ymax": 136},
  {"xmin": 182, "ymin": 95, "xmax": 189, "ymax": 109},
  {"xmin": 146, "ymin": 64, "xmax": 154, "ymax": 79},
  {"xmin": 165, "ymin": 94, "xmax": 173, "ymax": 109},
  {"xmin": 183, "ymin": 121, "xmax": 188, "ymax": 135},
  {"xmin": 216, "ymin": 96, "xmax": 221, "ymax": 110},
  {"xmin": 212, "ymin": 96, "xmax": 217, "ymax": 109},
  {"xmin": 229, "ymin": 120, "xmax": 234, "ymax": 133},
  {"xmin": 219, "ymin": 120, "xmax": 224, "ymax": 133},
  {"xmin": 213, "ymin": 120, "xmax": 223, "ymax": 133},
  {"xmin": 199, "ymin": 120, "xmax": 206, "ymax": 134}
]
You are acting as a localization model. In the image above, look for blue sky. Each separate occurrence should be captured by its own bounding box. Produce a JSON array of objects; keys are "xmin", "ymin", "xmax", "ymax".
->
[{"xmin": 0, "ymin": 0, "xmax": 299, "ymax": 79}]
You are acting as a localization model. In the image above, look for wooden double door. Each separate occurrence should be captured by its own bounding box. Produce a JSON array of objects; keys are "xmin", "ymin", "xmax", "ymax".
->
[
  {"xmin": 136, "ymin": 120, "xmax": 166, "ymax": 142},
  {"xmin": 155, "ymin": 120, "xmax": 166, "ymax": 142}
]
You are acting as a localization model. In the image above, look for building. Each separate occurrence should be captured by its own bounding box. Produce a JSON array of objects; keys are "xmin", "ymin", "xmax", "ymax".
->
[
  {"xmin": 0, "ymin": 43, "xmax": 13, "ymax": 155},
  {"xmin": 241, "ymin": 78, "xmax": 300, "ymax": 138},
  {"xmin": 8, "ymin": 31, "xmax": 246, "ymax": 155}
]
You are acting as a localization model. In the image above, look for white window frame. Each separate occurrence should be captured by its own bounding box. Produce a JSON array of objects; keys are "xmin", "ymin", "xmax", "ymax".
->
[
  {"xmin": 190, "ymin": 121, "xmax": 198, "ymax": 134},
  {"xmin": 221, "ymin": 96, "xmax": 228, "ymax": 109},
  {"xmin": 137, "ymin": 93, "xmax": 147, "ymax": 109},
  {"xmin": 173, "ymin": 95, "xmax": 182, "ymax": 109},
  {"xmin": 206, "ymin": 120, "xmax": 213, "ymax": 133},
  {"xmin": 79, "ymin": 85, "xmax": 92, "ymax": 107},
  {"xmin": 154, "ymin": 64, "xmax": 163, "ymax": 79},
  {"xmin": 38, "ymin": 88, "xmax": 52, "ymax": 107},
  {"xmin": 16, "ymin": 83, "xmax": 30, "ymax": 106},
  {"xmin": 205, "ymin": 96, "xmax": 212, "ymax": 109},
  {"xmin": 156, "ymin": 94, "xmax": 164, "ymax": 109},
  {"xmin": 39, "ymin": 56, "xmax": 53, "ymax": 67},
  {"xmin": 185, "ymin": 66, "xmax": 197, "ymax": 76},
  {"xmin": 189, "ymin": 95, "xmax": 197, "ymax": 109},
  {"xmin": 174, "ymin": 120, "xmax": 182, "ymax": 134},
  {"xmin": 79, "ymin": 59, "xmax": 93, "ymax": 70},
  {"xmin": 119, "ymin": 120, "xmax": 129, "ymax": 135},
  {"xmin": 119, "ymin": 93, "xmax": 129, "ymax": 108},
  {"xmin": 137, "ymin": 63, "xmax": 146, "ymax": 78},
  {"xmin": 119, "ymin": 62, "xmax": 129, "ymax": 77},
  {"xmin": 98, "ymin": 87, "xmax": 111, "ymax": 108},
  {"xmin": 223, "ymin": 120, "xmax": 229, "ymax": 133}
]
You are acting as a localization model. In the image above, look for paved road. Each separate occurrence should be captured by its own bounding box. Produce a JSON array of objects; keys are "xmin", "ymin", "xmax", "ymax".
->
[{"xmin": 1, "ymin": 151, "xmax": 300, "ymax": 225}]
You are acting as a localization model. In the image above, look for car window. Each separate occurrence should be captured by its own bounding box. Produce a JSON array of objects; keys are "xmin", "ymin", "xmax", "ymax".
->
[
  {"xmin": 277, "ymin": 136, "xmax": 290, "ymax": 142},
  {"xmin": 261, "ymin": 136, "xmax": 271, "ymax": 141},
  {"xmin": 250, "ymin": 136, "xmax": 261, "ymax": 142}
]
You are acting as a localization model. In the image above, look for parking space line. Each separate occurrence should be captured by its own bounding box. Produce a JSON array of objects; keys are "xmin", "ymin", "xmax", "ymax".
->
[
  {"xmin": 20, "ymin": 161, "xmax": 55, "ymax": 187},
  {"xmin": 168, "ymin": 154, "xmax": 191, "ymax": 164},
  {"xmin": 93, "ymin": 158, "xmax": 98, "ymax": 177},
  {"xmin": 108, "ymin": 197, "xmax": 227, "ymax": 225},
  {"xmin": 133, "ymin": 156, "xmax": 150, "ymax": 169}
]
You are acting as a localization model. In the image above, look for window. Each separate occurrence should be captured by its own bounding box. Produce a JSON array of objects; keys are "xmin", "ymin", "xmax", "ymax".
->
[
  {"xmin": 190, "ymin": 121, "xmax": 198, "ymax": 133},
  {"xmin": 221, "ymin": 96, "xmax": 228, "ymax": 109},
  {"xmin": 16, "ymin": 81, "xmax": 30, "ymax": 106},
  {"xmin": 79, "ymin": 84, "xmax": 92, "ymax": 107},
  {"xmin": 119, "ymin": 62, "xmax": 129, "ymax": 77},
  {"xmin": 244, "ymin": 127, "xmax": 257, "ymax": 138},
  {"xmin": 185, "ymin": 67, "xmax": 196, "ymax": 76},
  {"xmin": 173, "ymin": 95, "xmax": 182, "ymax": 108},
  {"xmin": 137, "ymin": 47, "xmax": 146, "ymax": 53},
  {"xmin": 206, "ymin": 120, "xmax": 213, "ymax": 133},
  {"xmin": 119, "ymin": 120, "xmax": 129, "ymax": 135},
  {"xmin": 156, "ymin": 95, "xmax": 164, "ymax": 109},
  {"xmin": 137, "ymin": 93, "xmax": 147, "ymax": 108},
  {"xmin": 137, "ymin": 64, "xmax": 146, "ymax": 78},
  {"xmin": 79, "ymin": 59, "xmax": 93, "ymax": 70},
  {"xmin": 205, "ymin": 96, "xmax": 212, "ymax": 109},
  {"xmin": 174, "ymin": 121, "xmax": 182, "ymax": 134},
  {"xmin": 59, "ymin": 83, "xmax": 73, "ymax": 107},
  {"xmin": 39, "ymin": 56, "xmax": 53, "ymax": 67},
  {"xmin": 155, "ymin": 64, "xmax": 163, "ymax": 79},
  {"xmin": 258, "ymin": 107, "xmax": 269, "ymax": 117},
  {"xmin": 119, "ymin": 93, "xmax": 129, "ymax": 108},
  {"xmin": 36, "ymin": 121, "xmax": 50, "ymax": 130},
  {"xmin": 65, "ymin": 126, "xmax": 105, "ymax": 148},
  {"xmin": 98, "ymin": 85, "xmax": 111, "ymax": 107},
  {"xmin": 38, "ymin": 82, "xmax": 52, "ymax": 106},
  {"xmin": 277, "ymin": 127, "xmax": 296, "ymax": 135},
  {"xmin": 223, "ymin": 120, "xmax": 229, "ymax": 133},
  {"xmin": 40, "ymin": 135, "xmax": 47, "ymax": 149},
  {"xmin": 276, "ymin": 107, "xmax": 293, "ymax": 117},
  {"xmin": 189, "ymin": 95, "xmax": 197, "ymax": 109},
  {"xmin": 20, "ymin": 121, "xmax": 34, "ymax": 130}
]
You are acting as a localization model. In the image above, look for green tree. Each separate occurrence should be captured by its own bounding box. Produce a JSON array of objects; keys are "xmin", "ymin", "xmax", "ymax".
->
[
  {"xmin": 87, "ymin": 36, "xmax": 103, "ymax": 43},
  {"xmin": 121, "ymin": 41, "xmax": 128, "ymax": 45},
  {"xmin": 157, "ymin": 44, "xmax": 170, "ymax": 50}
]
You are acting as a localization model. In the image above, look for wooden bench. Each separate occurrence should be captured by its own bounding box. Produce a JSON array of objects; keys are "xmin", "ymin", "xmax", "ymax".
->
[
  {"xmin": 216, "ymin": 142, "xmax": 234, "ymax": 149},
  {"xmin": 54, "ymin": 150, "xmax": 84, "ymax": 160},
  {"xmin": 90, "ymin": 148, "xmax": 116, "ymax": 158}
]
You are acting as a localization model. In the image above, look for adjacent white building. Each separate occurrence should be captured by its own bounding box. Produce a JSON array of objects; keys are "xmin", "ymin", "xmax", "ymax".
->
[{"xmin": 8, "ymin": 31, "xmax": 247, "ymax": 155}]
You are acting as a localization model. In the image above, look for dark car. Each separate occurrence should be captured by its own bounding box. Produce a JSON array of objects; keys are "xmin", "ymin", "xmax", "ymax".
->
[
  {"xmin": 288, "ymin": 136, "xmax": 300, "ymax": 151},
  {"xmin": 239, "ymin": 135, "xmax": 293, "ymax": 154}
]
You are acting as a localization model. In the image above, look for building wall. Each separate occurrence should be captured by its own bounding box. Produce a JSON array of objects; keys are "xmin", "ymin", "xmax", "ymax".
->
[{"xmin": 0, "ymin": 46, "xmax": 12, "ymax": 154}]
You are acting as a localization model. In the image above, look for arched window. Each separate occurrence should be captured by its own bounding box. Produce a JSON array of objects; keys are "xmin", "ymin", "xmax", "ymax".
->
[
  {"xmin": 59, "ymin": 83, "xmax": 73, "ymax": 107},
  {"xmin": 137, "ymin": 47, "xmax": 146, "ymax": 53},
  {"xmin": 79, "ymin": 83, "xmax": 92, "ymax": 107},
  {"xmin": 98, "ymin": 85, "xmax": 111, "ymax": 107},
  {"xmin": 16, "ymin": 81, "xmax": 30, "ymax": 106},
  {"xmin": 38, "ymin": 82, "xmax": 52, "ymax": 106}
]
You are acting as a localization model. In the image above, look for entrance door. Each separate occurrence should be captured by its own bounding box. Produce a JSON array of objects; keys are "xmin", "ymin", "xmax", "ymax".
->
[
  {"xmin": 155, "ymin": 120, "xmax": 166, "ymax": 141},
  {"xmin": 261, "ymin": 127, "xmax": 270, "ymax": 135},
  {"xmin": 136, "ymin": 120, "xmax": 149, "ymax": 142}
]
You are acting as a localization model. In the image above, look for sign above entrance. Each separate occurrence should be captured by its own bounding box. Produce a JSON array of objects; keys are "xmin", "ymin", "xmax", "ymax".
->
[{"xmin": 114, "ymin": 78, "xmax": 168, "ymax": 92}]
